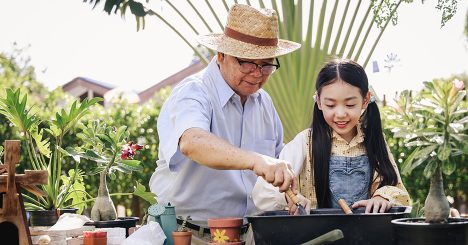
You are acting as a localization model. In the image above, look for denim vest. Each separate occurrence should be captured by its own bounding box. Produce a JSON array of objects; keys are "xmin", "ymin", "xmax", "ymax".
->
[{"xmin": 329, "ymin": 155, "xmax": 371, "ymax": 208}]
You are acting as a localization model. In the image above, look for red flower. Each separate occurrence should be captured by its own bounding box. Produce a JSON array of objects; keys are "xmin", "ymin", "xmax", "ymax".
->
[{"xmin": 121, "ymin": 141, "xmax": 143, "ymax": 160}]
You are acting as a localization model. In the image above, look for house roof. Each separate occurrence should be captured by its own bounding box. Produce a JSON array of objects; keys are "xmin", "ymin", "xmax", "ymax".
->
[
  {"xmin": 62, "ymin": 77, "xmax": 115, "ymax": 98},
  {"xmin": 138, "ymin": 60, "xmax": 206, "ymax": 103}
]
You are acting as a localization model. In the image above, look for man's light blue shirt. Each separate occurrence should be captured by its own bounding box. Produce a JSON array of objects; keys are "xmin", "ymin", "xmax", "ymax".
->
[{"xmin": 149, "ymin": 58, "xmax": 284, "ymax": 222}]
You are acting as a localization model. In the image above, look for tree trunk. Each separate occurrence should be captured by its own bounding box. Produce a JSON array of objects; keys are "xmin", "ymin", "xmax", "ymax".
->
[
  {"xmin": 91, "ymin": 171, "xmax": 117, "ymax": 221},
  {"xmin": 424, "ymin": 167, "xmax": 450, "ymax": 223}
]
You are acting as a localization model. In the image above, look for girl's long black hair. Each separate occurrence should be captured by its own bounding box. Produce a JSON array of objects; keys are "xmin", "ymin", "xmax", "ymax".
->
[{"xmin": 312, "ymin": 59, "xmax": 398, "ymax": 208}]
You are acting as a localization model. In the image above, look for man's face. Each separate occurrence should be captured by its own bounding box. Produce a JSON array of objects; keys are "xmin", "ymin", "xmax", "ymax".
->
[{"xmin": 217, "ymin": 53, "xmax": 276, "ymax": 103}]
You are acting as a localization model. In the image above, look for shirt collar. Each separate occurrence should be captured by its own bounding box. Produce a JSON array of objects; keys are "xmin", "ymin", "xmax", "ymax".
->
[
  {"xmin": 332, "ymin": 124, "xmax": 365, "ymax": 147},
  {"xmin": 206, "ymin": 57, "xmax": 261, "ymax": 107}
]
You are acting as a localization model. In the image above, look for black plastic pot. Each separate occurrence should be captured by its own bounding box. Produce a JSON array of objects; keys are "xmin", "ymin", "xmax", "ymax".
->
[
  {"xmin": 392, "ymin": 217, "xmax": 468, "ymax": 245},
  {"xmin": 247, "ymin": 206, "xmax": 410, "ymax": 245},
  {"xmin": 28, "ymin": 208, "xmax": 79, "ymax": 226},
  {"xmin": 84, "ymin": 217, "xmax": 139, "ymax": 237}
]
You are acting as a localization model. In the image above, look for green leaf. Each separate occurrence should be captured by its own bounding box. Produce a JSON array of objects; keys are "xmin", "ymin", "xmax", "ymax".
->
[
  {"xmin": 97, "ymin": 133, "xmax": 114, "ymax": 148},
  {"xmin": 409, "ymin": 201, "xmax": 424, "ymax": 218},
  {"xmin": 110, "ymin": 172, "xmax": 117, "ymax": 180},
  {"xmin": 86, "ymin": 166, "xmax": 107, "ymax": 175},
  {"xmin": 114, "ymin": 125, "xmax": 128, "ymax": 143},
  {"xmin": 119, "ymin": 159, "xmax": 142, "ymax": 170},
  {"xmin": 423, "ymin": 160, "xmax": 438, "ymax": 179},
  {"xmin": 110, "ymin": 165, "xmax": 131, "ymax": 174},
  {"xmin": 400, "ymin": 147, "xmax": 419, "ymax": 175},
  {"xmin": 31, "ymin": 128, "xmax": 51, "ymax": 158},
  {"xmin": 463, "ymin": 144, "xmax": 468, "ymax": 155},
  {"xmin": 133, "ymin": 182, "xmax": 156, "ymax": 205},
  {"xmin": 128, "ymin": 0, "xmax": 146, "ymax": 17},
  {"xmin": 437, "ymin": 145, "xmax": 451, "ymax": 161},
  {"xmin": 47, "ymin": 124, "xmax": 61, "ymax": 137},
  {"xmin": 60, "ymin": 169, "xmax": 88, "ymax": 213},
  {"xmin": 442, "ymin": 160, "xmax": 456, "ymax": 175}
]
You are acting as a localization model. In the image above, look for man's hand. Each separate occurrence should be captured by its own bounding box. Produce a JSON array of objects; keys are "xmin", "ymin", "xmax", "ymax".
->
[
  {"xmin": 285, "ymin": 192, "xmax": 311, "ymax": 215},
  {"xmin": 252, "ymin": 155, "xmax": 297, "ymax": 193},
  {"xmin": 352, "ymin": 196, "xmax": 393, "ymax": 213}
]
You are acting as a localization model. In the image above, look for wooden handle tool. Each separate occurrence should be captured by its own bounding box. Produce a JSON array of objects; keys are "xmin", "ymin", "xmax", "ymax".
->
[
  {"xmin": 286, "ymin": 189, "xmax": 307, "ymax": 215},
  {"xmin": 337, "ymin": 199, "xmax": 353, "ymax": 215}
]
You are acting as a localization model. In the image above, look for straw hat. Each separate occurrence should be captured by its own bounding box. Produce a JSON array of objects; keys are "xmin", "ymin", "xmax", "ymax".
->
[{"xmin": 197, "ymin": 4, "xmax": 301, "ymax": 59}]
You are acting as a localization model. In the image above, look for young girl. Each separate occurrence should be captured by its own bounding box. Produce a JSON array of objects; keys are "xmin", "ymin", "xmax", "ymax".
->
[{"xmin": 252, "ymin": 59, "xmax": 410, "ymax": 214}]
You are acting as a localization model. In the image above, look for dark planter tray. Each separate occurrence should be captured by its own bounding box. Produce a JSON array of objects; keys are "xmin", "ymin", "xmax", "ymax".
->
[
  {"xmin": 392, "ymin": 217, "xmax": 468, "ymax": 245},
  {"xmin": 246, "ymin": 206, "xmax": 410, "ymax": 245},
  {"xmin": 84, "ymin": 217, "xmax": 139, "ymax": 237}
]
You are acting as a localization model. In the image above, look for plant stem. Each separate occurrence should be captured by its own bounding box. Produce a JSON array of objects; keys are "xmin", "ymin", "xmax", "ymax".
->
[
  {"xmin": 63, "ymin": 193, "xmax": 133, "ymax": 209},
  {"xmin": 424, "ymin": 166, "xmax": 450, "ymax": 222}
]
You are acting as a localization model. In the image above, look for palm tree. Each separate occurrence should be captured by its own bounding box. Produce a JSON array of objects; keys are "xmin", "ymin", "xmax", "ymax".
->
[{"xmin": 85, "ymin": 0, "xmax": 458, "ymax": 140}]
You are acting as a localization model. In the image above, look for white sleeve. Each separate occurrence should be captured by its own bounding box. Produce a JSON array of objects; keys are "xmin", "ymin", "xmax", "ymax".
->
[
  {"xmin": 252, "ymin": 130, "xmax": 308, "ymax": 211},
  {"xmin": 158, "ymin": 80, "xmax": 211, "ymax": 172}
]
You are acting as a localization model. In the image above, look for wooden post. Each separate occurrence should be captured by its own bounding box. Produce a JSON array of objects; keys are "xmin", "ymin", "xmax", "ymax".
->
[{"xmin": 0, "ymin": 140, "xmax": 47, "ymax": 245}]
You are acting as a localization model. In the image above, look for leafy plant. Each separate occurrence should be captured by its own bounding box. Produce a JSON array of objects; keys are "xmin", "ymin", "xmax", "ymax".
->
[
  {"xmin": 0, "ymin": 88, "xmax": 101, "ymax": 212},
  {"xmin": 70, "ymin": 120, "xmax": 155, "ymax": 221},
  {"xmin": 177, "ymin": 215, "xmax": 191, "ymax": 232},
  {"xmin": 387, "ymin": 79, "xmax": 467, "ymax": 222}
]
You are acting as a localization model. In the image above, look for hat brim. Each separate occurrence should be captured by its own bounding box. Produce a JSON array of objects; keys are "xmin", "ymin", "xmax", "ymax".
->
[{"xmin": 197, "ymin": 34, "xmax": 301, "ymax": 59}]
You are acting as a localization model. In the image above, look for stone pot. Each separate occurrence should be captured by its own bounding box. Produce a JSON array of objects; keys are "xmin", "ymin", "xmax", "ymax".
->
[
  {"xmin": 172, "ymin": 230, "xmax": 192, "ymax": 245},
  {"xmin": 28, "ymin": 208, "xmax": 79, "ymax": 227},
  {"xmin": 392, "ymin": 217, "xmax": 468, "ymax": 245},
  {"xmin": 208, "ymin": 217, "xmax": 243, "ymax": 243}
]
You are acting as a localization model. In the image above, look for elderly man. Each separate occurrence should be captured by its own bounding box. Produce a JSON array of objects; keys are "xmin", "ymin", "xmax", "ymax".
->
[{"xmin": 149, "ymin": 3, "xmax": 300, "ymax": 243}]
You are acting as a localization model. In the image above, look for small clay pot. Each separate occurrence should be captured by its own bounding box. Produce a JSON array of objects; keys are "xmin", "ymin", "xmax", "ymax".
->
[
  {"xmin": 208, "ymin": 217, "xmax": 243, "ymax": 242},
  {"xmin": 172, "ymin": 230, "xmax": 192, "ymax": 245}
]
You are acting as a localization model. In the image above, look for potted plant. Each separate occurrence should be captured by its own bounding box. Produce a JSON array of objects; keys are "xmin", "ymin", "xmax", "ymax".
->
[
  {"xmin": 172, "ymin": 216, "xmax": 192, "ymax": 245},
  {"xmin": 386, "ymin": 79, "xmax": 467, "ymax": 245},
  {"xmin": 208, "ymin": 217, "xmax": 244, "ymax": 244},
  {"xmin": 0, "ymin": 88, "xmax": 100, "ymax": 226},
  {"xmin": 68, "ymin": 120, "xmax": 156, "ymax": 235}
]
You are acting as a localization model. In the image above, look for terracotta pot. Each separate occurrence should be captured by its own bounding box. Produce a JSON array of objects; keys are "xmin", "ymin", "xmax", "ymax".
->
[
  {"xmin": 172, "ymin": 230, "xmax": 192, "ymax": 245},
  {"xmin": 208, "ymin": 217, "xmax": 243, "ymax": 242}
]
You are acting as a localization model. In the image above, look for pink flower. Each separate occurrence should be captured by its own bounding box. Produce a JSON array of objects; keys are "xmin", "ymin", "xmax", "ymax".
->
[
  {"xmin": 452, "ymin": 79, "xmax": 465, "ymax": 91},
  {"xmin": 121, "ymin": 141, "xmax": 143, "ymax": 160}
]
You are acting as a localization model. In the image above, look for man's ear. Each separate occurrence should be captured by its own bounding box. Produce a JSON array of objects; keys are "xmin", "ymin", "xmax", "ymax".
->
[{"xmin": 217, "ymin": 52, "xmax": 225, "ymax": 63}]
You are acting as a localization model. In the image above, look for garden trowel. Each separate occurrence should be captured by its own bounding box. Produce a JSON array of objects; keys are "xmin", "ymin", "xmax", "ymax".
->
[{"xmin": 286, "ymin": 189, "xmax": 308, "ymax": 215}]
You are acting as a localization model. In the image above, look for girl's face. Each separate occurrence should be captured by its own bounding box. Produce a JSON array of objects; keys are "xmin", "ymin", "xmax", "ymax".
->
[{"xmin": 317, "ymin": 80, "xmax": 370, "ymax": 142}]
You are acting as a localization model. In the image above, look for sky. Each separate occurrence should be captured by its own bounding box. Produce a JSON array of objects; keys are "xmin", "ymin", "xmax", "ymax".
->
[{"xmin": 0, "ymin": 0, "xmax": 467, "ymax": 99}]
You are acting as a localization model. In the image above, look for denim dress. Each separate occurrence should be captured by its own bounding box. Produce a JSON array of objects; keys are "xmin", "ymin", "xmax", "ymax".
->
[{"xmin": 329, "ymin": 155, "xmax": 371, "ymax": 208}]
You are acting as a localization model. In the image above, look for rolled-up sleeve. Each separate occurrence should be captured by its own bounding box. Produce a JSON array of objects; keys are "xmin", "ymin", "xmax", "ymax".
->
[
  {"xmin": 252, "ymin": 130, "xmax": 308, "ymax": 211},
  {"xmin": 159, "ymin": 81, "xmax": 212, "ymax": 172}
]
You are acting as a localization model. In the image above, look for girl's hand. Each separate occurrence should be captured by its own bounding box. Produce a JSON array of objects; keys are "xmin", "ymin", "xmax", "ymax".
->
[
  {"xmin": 285, "ymin": 192, "xmax": 311, "ymax": 215},
  {"xmin": 352, "ymin": 196, "xmax": 392, "ymax": 213}
]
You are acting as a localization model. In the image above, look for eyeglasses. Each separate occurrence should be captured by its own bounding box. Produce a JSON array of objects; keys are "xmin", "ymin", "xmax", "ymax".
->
[{"xmin": 234, "ymin": 57, "xmax": 280, "ymax": 75}]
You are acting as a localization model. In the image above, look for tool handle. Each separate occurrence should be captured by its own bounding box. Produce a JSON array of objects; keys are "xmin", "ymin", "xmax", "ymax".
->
[
  {"xmin": 286, "ymin": 189, "xmax": 300, "ymax": 205},
  {"xmin": 338, "ymin": 199, "xmax": 353, "ymax": 214}
]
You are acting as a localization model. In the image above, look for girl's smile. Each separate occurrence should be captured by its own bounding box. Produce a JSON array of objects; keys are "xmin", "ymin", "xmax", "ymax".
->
[{"xmin": 317, "ymin": 80, "xmax": 370, "ymax": 142}]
